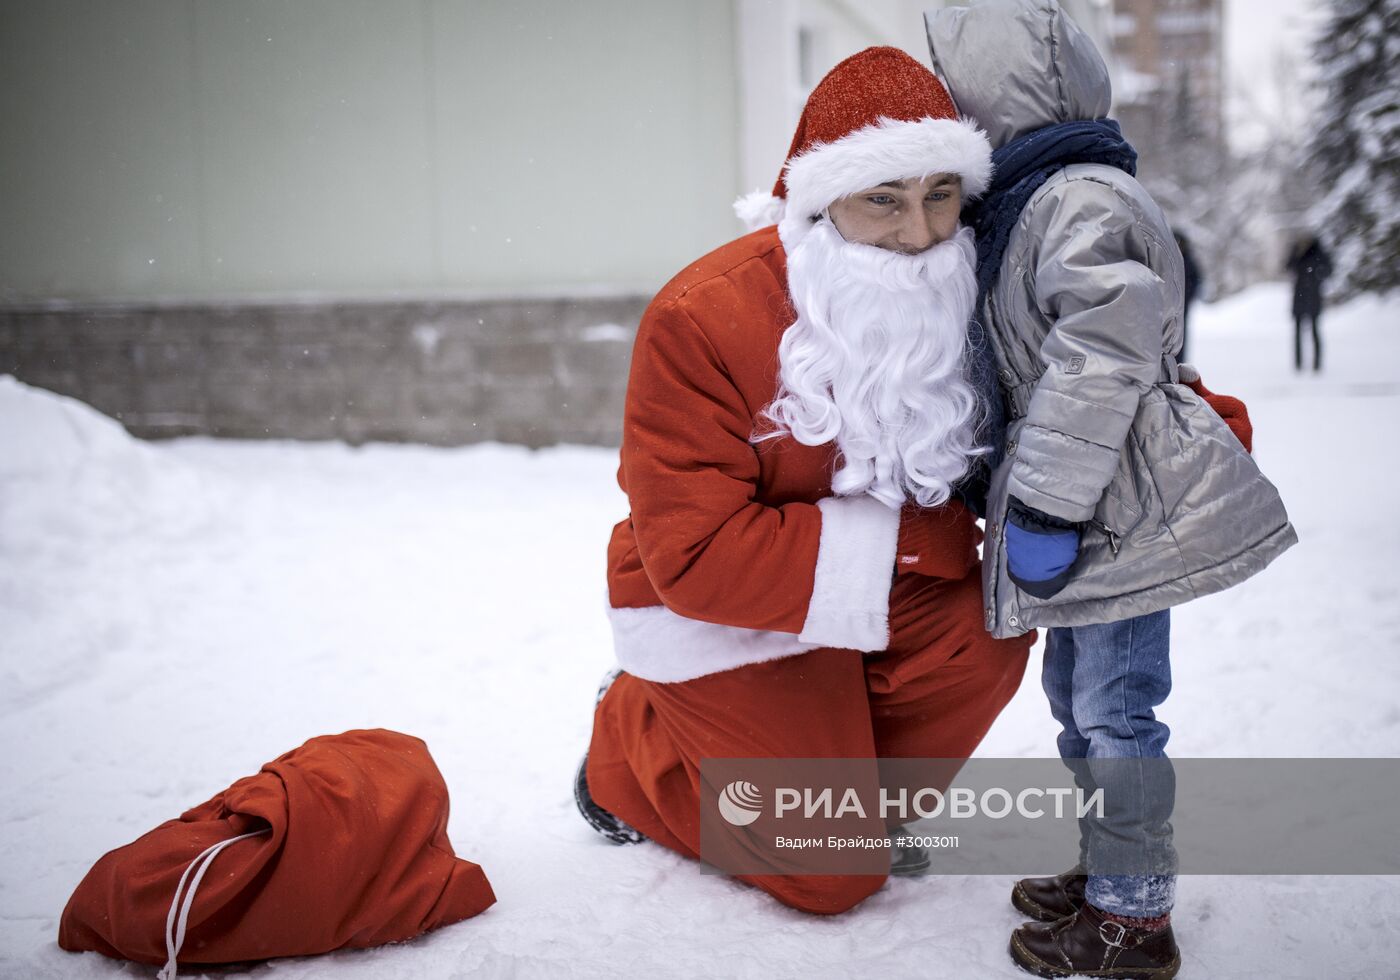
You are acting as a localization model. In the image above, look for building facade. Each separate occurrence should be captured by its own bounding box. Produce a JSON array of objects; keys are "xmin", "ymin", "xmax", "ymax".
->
[
  {"xmin": 1110, "ymin": 0, "xmax": 1225, "ymax": 173},
  {"xmin": 1, "ymin": 0, "xmax": 1127, "ymax": 448}
]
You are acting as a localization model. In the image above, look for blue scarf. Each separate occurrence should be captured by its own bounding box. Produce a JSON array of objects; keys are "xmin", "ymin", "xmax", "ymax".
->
[{"xmin": 955, "ymin": 118, "xmax": 1137, "ymax": 512}]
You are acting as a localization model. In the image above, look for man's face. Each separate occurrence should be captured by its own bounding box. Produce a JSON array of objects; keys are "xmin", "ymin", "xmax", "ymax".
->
[{"xmin": 826, "ymin": 173, "xmax": 962, "ymax": 255}]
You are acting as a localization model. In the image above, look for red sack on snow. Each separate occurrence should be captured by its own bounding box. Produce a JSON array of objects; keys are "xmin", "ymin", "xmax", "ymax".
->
[{"xmin": 59, "ymin": 729, "xmax": 495, "ymax": 976}]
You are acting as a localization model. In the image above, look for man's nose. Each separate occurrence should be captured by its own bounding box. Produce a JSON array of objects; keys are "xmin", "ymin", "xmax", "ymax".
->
[{"xmin": 894, "ymin": 210, "xmax": 939, "ymax": 253}]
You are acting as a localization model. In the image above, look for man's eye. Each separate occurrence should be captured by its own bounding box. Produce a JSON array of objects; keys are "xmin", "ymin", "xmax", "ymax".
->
[
  {"xmin": 927, "ymin": 191, "xmax": 950, "ymax": 203},
  {"xmin": 866, "ymin": 195, "xmax": 895, "ymax": 206}
]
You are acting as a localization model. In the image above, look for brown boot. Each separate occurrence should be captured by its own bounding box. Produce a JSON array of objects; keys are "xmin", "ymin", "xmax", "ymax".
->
[
  {"xmin": 1011, "ymin": 867, "xmax": 1087, "ymax": 922},
  {"xmin": 1009, "ymin": 902, "xmax": 1180, "ymax": 979}
]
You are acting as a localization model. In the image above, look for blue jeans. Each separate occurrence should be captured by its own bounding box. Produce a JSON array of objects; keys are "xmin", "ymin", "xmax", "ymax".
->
[{"xmin": 1043, "ymin": 610, "xmax": 1177, "ymax": 917}]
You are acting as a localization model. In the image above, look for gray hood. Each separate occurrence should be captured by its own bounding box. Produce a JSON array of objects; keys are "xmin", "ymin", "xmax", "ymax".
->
[{"xmin": 924, "ymin": 0, "xmax": 1112, "ymax": 148}]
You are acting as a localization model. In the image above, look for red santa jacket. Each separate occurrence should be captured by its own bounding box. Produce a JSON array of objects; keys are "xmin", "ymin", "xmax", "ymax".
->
[{"xmin": 606, "ymin": 226, "xmax": 976, "ymax": 682}]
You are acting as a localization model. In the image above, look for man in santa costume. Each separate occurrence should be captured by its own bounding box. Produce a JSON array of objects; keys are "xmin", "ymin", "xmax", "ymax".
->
[{"xmin": 575, "ymin": 46, "xmax": 1033, "ymax": 914}]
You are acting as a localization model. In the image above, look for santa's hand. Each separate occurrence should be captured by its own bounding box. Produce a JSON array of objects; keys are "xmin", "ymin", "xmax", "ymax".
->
[
  {"xmin": 1004, "ymin": 497, "xmax": 1080, "ymax": 599},
  {"xmin": 894, "ymin": 499, "xmax": 978, "ymax": 580},
  {"xmin": 1179, "ymin": 364, "xmax": 1253, "ymax": 454}
]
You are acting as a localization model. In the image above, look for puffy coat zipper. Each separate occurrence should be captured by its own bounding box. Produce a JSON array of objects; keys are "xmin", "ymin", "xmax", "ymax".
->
[{"xmin": 1088, "ymin": 519, "xmax": 1122, "ymax": 556}]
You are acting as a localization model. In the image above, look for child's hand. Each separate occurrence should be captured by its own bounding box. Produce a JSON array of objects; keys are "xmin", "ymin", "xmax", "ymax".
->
[{"xmin": 1004, "ymin": 497, "xmax": 1080, "ymax": 599}]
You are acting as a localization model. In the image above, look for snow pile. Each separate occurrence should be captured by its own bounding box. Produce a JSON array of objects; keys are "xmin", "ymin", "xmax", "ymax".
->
[
  {"xmin": 0, "ymin": 375, "xmax": 215, "ymax": 536},
  {"xmin": 1, "ymin": 284, "xmax": 1398, "ymax": 979},
  {"xmin": 0, "ymin": 374, "xmax": 138, "ymax": 479}
]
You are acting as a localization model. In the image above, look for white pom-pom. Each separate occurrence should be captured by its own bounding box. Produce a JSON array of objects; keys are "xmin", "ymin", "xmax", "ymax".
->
[{"xmin": 732, "ymin": 189, "xmax": 785, "ymax": 231}]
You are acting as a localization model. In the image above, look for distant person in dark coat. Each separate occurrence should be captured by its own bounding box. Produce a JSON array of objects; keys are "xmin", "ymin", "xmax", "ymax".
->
[
  {"xmin": 1174, "ymin": 231, "xmax": 1200, "ymax": 361},
  {"xmin": 1287, "ymin": 235, "xmax": 1332, "ymax": 372}
]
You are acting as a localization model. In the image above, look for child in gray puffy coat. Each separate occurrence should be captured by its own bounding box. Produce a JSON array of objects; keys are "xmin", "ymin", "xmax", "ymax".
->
[{"xmin": 925, "ymin": 1, "xmax": 1297, "ymax": 976}]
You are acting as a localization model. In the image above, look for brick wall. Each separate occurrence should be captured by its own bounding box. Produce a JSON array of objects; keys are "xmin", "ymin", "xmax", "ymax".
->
[{"xmin": 0, "ymin": 296, "xmax": 647, "ymax": 448}]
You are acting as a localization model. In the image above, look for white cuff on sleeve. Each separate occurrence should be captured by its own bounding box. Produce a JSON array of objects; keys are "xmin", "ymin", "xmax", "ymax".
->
[{"xmin": 798, "ymin": 495, "xmax": 900, "ymax": 652}]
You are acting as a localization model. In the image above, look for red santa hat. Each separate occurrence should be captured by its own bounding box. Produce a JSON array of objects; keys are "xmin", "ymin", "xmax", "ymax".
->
[{"xmin": 734, "ymin": 46, "xmax": 992, "ymax": 251}]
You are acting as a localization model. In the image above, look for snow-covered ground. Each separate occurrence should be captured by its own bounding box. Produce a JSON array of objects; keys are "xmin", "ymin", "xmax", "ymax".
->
[{"xmin": 2, "ymin": 282, "xmax": 1397, "ymax": 979}]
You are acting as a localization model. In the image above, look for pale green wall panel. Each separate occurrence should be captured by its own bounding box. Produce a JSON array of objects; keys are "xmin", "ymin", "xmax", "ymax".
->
[
  {"xmin": 431, "ymin": 0, "xmax": 739, "ymax": 293},
  {"xmin": 192, "ymin": 0, "xmax": 438, "ymax": 297},
  {"xmin": 0, "ymin": 1, "xmax": 204, "ymax": 300},
  {"xmin": 0, "ymin": 0, "xmax": 740, "ymax": 303}
]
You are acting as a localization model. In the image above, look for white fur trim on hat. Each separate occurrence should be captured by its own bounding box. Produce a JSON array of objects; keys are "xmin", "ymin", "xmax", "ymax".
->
[
  {"xmin": 733, "ymin": 188, "xmax": 786, "ymax": 231},
  {"xmin": 777, "ymin": 115, "xmax": 992, "ymax": 251}
]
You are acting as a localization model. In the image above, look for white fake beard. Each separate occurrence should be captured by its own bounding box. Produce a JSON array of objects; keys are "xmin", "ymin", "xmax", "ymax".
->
[{"xmin": 753, "ymin": 220, "xmax": 986, "ymax": 509}]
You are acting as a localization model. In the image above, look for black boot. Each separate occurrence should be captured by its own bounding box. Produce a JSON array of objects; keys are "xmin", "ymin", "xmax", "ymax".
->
[
  {"xmin": 574, "ymin": 752, "xmax": 647, "ymax": 845},
  {"xmin": 1011, "ymin": 867, "xmax": 1087, "ymax": 922},
  {"xmin": 575, "ymin": 668, "xmax": 646, "ymax": 844},
  {"xmin": 1009, "ymin": 901, "xmax": 1180, "ymax": 979},
  {"xmin": 575, "ymin": 670, "xmax": 646, "ymax": 844}
]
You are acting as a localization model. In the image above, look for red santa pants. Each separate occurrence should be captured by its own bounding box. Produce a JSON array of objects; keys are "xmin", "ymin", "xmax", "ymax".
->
[{"xmin": 586, "ymin": 570, "xmax": 1032, "ymax": 915}]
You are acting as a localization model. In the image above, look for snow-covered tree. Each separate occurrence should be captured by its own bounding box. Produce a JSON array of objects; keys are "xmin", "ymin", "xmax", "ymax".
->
[{"xmin": 1306, "ymin": 0, "xmax": 1400, "ymax": 298}]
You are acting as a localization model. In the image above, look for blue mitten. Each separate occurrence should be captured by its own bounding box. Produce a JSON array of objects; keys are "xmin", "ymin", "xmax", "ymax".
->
[{"xmin": 1004, "ymin": 497, "xmax": 1080, "ymax": 599}]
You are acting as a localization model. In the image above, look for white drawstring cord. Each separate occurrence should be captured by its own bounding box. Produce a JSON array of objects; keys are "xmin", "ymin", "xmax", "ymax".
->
[{"xmin": 156, "ymin": 827, "xmax": 270, "ymax": 980}]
